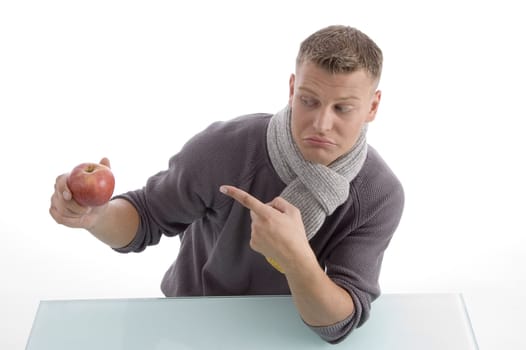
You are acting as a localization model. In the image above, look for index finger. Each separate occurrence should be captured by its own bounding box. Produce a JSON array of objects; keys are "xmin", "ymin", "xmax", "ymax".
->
[{"xmin": 219, "ymin": 185, "xmax": 272, "ymax": 215}]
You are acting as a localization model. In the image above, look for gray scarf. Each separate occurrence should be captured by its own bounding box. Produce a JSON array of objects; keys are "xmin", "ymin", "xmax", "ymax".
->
[{"xmin": 266, "ymin": 105, "xmax": 368, "ymax": 240}]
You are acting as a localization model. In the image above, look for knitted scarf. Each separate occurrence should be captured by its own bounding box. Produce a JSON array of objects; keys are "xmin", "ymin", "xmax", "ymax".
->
[{"xmin": 266, "ymin": 105, "xmax": 368, "ymax": 240}]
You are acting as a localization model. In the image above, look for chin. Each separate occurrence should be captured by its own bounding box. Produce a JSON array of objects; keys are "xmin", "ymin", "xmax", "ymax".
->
[
  {"xmin": 302, "ymin": 152, "xmax": 334, "ymax": 166},
  {"xmin": 298, "ymin": 143, "xmax": 340, "ymax": 166}
]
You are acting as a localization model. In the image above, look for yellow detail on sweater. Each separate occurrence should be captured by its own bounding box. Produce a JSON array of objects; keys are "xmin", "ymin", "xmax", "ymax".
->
[{"xmin": 266, "ymin": 257, "xmax": 284, "ymax": 273}]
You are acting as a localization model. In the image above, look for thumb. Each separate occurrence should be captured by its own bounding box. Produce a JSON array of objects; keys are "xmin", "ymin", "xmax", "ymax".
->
[
  {"xmin": 99, "ymin": 157, "xmax": 111, "ymax": 169},
  {"xmin": 269, "ymin": 197, "xmax": 293, "ymax": 214}
]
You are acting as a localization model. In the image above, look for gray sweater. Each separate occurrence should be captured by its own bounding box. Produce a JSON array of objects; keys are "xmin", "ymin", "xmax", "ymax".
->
[{"xmin": 115, "ymin": 113, "xmax": 404, "ymax": 343}]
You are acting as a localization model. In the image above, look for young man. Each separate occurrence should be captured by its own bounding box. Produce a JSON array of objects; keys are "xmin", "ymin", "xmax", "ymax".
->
[{"xmin": 50, "ymin": 25, "xmax": 404, "ymax": 343}]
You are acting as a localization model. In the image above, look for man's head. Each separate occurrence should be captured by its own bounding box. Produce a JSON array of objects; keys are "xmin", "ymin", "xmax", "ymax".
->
[
  {"xmin": 296, "ymin": 25, "xmax": 383, "ymax": 88},
  {"xmin": 289, "ymin": 25, "xmax": 383, "ymax": 166}
]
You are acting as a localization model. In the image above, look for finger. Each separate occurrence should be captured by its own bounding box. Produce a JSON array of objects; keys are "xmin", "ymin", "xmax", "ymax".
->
[
  {"xmin": 62, "ymin": 188, "xmax": 72, "ymax": 201},
  {"xmin": 55, "ymin": 174, "xmax": 72, "ymax": 200},
  {"xmin": 99, "ymin": 157, "xmax": 111, "ymax": 168},
  {"xmin": 51, "ymin": 190, "xmax": 91, "ymax": 217},
  {"xmin": 219, "ymin": 185, "xmax": 272, "ymax": 215},
  {"xmin": 49, "ymin": 205, "xmax": 89, "ymax": 228}
]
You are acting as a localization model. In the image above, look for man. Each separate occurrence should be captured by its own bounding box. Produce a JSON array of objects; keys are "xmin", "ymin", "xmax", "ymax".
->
[{"xmin": 50, "ymin": 25, "xmax": 404, "ymax": 343}]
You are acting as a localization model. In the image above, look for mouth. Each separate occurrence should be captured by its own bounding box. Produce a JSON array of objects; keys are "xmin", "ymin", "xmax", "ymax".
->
[{"xmin": 303, "ymin": 136, "xmax": 336, "ymax": 147}]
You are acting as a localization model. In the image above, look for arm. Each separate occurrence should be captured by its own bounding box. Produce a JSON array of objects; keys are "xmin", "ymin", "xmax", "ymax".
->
[
  {"xmin": 219, "ymin": 186, "xmax": 354, "ymax": 326},
  {"xmin": 284, "ymin": 252, "xmax": 354, "ymax": 327},
  {"xmin": 85, "ymin": 198, "xmax": 139, "ymax": 248}
]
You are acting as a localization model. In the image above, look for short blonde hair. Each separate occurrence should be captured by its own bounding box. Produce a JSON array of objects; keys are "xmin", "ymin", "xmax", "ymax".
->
[{"xmin": 296, "ymin": 25, "xmax": 383, "ymax": 83}]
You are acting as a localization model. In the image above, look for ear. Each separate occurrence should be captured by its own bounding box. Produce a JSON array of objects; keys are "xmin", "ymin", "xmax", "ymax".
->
[
  {"xmin": 288, "ymin": 73, "xmax": 295, "ymax": 106},
  {"xmin": 366, "ymin": 90, "xmax": 381, "ymax": 122}
]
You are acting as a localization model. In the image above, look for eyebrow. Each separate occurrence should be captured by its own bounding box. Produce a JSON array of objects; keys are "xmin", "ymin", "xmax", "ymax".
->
[{"xmin": 298, "ymin": 87, "xmax": 361, "ymax": 102}]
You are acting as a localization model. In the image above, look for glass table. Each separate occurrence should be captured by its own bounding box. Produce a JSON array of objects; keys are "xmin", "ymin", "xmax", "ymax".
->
[{"xmin": 26, "ymin": 293, "xmax": 478, "ymax": 349}]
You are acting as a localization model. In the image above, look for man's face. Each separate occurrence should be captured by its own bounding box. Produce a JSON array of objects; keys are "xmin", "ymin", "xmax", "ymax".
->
[{"xmin": 289, "ymin": 61, "xmax": 381, "ymax": 166}]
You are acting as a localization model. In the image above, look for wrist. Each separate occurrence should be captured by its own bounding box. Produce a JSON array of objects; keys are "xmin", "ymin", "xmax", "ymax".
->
[
  {"xmin": 281, "ymin": 246, "xmax": 319, "ymax": 276},
  {"xmin": 86, "ymin": 202, "xmax": 110, "ymax": 232}
]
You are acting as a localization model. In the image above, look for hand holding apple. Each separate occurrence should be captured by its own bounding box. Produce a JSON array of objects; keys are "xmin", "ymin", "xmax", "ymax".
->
[{"xmin": 66, "ymin": 162, "xmax": 115, "ymax": 207}]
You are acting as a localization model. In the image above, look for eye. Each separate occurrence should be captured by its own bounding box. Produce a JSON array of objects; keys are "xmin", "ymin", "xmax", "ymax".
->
[
  {"xmin": 334, "ymin": 104, "xmax": 353, "ymax": 113},
  {"xmin": 300, "ymin": 96, "xmax": 318, "ymax": 108}
]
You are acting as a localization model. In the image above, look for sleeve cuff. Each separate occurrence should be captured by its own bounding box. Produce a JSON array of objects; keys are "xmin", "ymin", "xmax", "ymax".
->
[
  {"xmin": 305, "ymin": 310, "xmax": 356, "ymax": 344},
  {"xmin": 112, "ymin": 231, "xmax": 143, "ymax": 253}
]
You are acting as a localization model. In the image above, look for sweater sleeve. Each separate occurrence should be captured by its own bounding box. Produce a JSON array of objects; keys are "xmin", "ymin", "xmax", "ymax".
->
[
  {"xmin": 112, "ymin": 121, "xmax": 241, "ymax": 253},
  {"xmin": 112, "ymin": 115, "xmax": 269, "ymax": 253},
  {"xmin": 111, "ymin": 151, "xmax": 208, "ymax": 253},
  {"xmin": 306, "ymin": 311, "xmax": 356, "ymax": 343},
  {"xmin": 312, "ymin": 159, "xmax": 405, "ymax": 343}
]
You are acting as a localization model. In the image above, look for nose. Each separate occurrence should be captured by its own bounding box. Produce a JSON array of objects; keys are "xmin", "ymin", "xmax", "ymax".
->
[{"xmin": 312, "ymin": 107, "xmax": 334, "ymax": 132}]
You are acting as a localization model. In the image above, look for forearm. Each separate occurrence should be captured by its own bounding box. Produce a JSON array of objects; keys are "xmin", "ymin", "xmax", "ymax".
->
[
  {"xmin": 285, "ymin": 254, "xmax": 354, "ymax": 327},
  {"xmin": 88, "ymin": 198, "xmax": 139, "ymax": 249},
  {"xmin": 219, "ymin": 187, "xmax": 355, "ymax": 326}
]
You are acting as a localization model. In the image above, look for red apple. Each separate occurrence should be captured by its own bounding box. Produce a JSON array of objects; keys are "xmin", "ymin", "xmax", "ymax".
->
[{"xmin": 66, "ymin": 162, "xmax": 115, "ymax": 207}]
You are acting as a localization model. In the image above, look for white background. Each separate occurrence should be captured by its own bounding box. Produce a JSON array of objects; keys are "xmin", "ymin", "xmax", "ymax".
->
[{"xmin": 1, "ymin": 0, "xmax": 525, "ymax": 349}]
